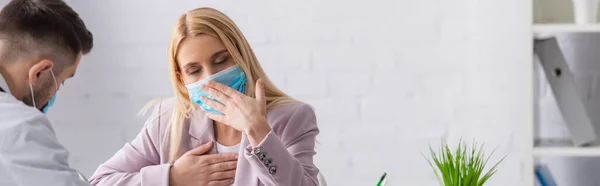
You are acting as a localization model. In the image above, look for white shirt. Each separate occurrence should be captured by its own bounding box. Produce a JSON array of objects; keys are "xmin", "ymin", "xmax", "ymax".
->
[
  {"xmin": 0, "ymin": 75, "xmax": 89, "ymax": 186},
  {"xmin": 216, "ymin": 141, "xmax": 240, "ymax": 154}
]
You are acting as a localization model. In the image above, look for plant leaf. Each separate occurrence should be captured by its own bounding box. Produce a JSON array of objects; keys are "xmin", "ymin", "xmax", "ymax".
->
[{"xmin": 423, "ymin": 139, "xmax": 505, "ymax": 186}]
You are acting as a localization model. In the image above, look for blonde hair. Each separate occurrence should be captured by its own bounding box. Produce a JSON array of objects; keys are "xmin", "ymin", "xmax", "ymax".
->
[{"xmin": 152, "ymin": 7, "xmax": 293, "ymax": 162}]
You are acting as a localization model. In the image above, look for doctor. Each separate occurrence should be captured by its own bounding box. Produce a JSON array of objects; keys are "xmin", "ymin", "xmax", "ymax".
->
[{"xmin": 0, "ymin": 0, "xmax": 94, "ymax": 185}]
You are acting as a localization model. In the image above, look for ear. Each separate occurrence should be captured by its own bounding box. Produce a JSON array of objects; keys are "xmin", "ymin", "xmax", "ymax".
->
[{"xmin": 28, "ymin": 59, "xmax": 54, "ymax": 85}]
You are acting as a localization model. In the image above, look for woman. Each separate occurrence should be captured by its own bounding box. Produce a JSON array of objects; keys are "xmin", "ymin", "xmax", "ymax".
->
[{"xmin": 88, "ymin": 7, "xmax": 320, "ymax": 186}]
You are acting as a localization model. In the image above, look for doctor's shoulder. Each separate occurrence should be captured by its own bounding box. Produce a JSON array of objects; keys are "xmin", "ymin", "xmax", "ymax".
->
[
  {"xmin": 0, "ymin": 96, "xmax": 54, "ymax": 149},
  {"xmin": 0, "ymin": 95, "xmax": 50, "ymax": 132}
]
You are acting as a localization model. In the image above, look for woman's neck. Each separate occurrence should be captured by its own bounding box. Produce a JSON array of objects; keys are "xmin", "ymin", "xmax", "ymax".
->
[{"xmin": 213, "ymin": 121, "xmax": 242, "ymax": 146}]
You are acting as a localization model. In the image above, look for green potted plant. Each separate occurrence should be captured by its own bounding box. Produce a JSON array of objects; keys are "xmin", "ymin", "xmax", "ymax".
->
[{"xmin": 423, "ymin": 140, "xmax": 506, "ymax": 186}]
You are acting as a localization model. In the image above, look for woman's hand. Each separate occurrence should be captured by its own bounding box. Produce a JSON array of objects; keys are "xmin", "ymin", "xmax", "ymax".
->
[
  {"xmin": 169, "ymin": 142, "xmax": 238, "ymax": 186},
  {"xmin": 200, "ymin": 78, "xmax": 271, "ymax": 147}
]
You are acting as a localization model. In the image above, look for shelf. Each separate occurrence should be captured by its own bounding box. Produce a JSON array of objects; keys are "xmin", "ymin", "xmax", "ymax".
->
[
  {"xmin": 533, "ymin": 24, "xmax": 600, "ymax": 33},
  {"xmin": 534, "ymin": 147, "xmax": 600, "ymax": 157}
]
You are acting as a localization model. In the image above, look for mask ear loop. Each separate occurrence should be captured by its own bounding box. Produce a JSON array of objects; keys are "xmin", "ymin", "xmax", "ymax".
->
[
  {"xmin": 29, "ymin": 69, "xmax": 58, "ymax": 108},
  {"xmin": 49, "ymin": 69, "xmax": 58, "ymax": 92},
  {"xmin": 30, "ymin": 69, "xmax": 59, "ymax": 109},
  {"xmin": 29, "ymin": 84, "xmax": 36, "ymax": 108}
]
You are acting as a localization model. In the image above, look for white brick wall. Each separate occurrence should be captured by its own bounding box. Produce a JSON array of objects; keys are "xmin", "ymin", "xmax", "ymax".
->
[{"xmin": 2, "ymin": 0, "xmax": 531, "ymax": 185}]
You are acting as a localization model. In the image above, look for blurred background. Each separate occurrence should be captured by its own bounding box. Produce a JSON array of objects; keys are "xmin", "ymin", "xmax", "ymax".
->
[
  {"xmin": 0, "ymin": 0, "xmax": 530, "ymax": 185},
  {"xmin": 534, "ymin": 0, "xmax": 600, "ymax": 24},
  {"xmin": 534, "ymin": 0, "xmax": 600, "ymax": 183}
]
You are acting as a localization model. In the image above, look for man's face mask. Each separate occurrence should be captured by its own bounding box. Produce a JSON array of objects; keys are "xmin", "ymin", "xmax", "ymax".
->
[
  {"xmin": 29, "ymin": 69, "xmax": 58, "ymax": 113},
  {"xmin": 185, "ymin": 64, "xmax": 247, "ymax": 114}
]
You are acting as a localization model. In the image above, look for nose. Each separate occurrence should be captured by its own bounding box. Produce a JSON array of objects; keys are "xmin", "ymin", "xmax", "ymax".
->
[{"xmin": 201, "ymin": 67, "xmax": 219, "ymax": 79}]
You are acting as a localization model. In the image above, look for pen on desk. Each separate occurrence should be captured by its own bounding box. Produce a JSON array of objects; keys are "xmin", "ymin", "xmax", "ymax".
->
[{"xmin": 376, "ymin": 172, "xmax": 387, "ymax": 186}]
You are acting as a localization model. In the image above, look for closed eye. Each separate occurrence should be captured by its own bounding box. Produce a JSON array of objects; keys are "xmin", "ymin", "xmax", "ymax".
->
[
  {"xmin": 215, "ymin": 56, "xmax": 228, "ymax": 64},
  {"xmin": 190, "ymin": 69, "xmax": 201, "ymax": 74},
  {"xmin": 210, "ymin": 49, "xmax": 229, "ymax": 64},
  {"xmin": 184, "ymin": 63, "xmax": 202, "ymax": 75}
]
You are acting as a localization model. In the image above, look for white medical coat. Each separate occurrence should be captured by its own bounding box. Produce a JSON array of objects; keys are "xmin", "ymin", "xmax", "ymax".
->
[{"xmin": 0, "ymin": 75, "xmax": 89, "ymax": 186}]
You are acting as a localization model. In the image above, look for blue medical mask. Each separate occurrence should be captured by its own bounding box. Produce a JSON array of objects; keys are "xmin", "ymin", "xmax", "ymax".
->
[
  {"xmin": 185, "ymin": 64, "xmax": 247, "ymax": 114},
  {"xmin": 30, "ymin": 69, "xmax": 58, "ymax": 114},
  {"xmin": 42, "ymin": 95, "xmax": 57, "ymax": 113}
]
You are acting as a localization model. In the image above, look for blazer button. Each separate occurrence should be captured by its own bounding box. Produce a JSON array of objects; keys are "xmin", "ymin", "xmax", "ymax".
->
[
  {"xmin": 269, "ymin": 166, "xmax": 277, "ymax": 174},
  {"xmin": 263, "ymin": 159, "xmax": 272, "ymax": 166},
  {"xmin": 253, "ymin": 147, "xmax": 262, "ymax": 154},
  {"xmin": 259, "ymin": 153, "xmax": 266, "ymax": 161}
]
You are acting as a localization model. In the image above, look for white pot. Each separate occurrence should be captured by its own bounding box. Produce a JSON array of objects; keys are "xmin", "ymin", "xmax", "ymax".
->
[{"xmin": 572, "ymin": 0, "xmax": 599, "ymax": 24}]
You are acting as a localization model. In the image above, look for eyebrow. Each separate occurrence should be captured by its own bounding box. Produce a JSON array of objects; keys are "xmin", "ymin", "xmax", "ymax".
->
[
  {"xmin": 209, "ymin": 49, "xmax": 228, "ymax": 62},
  {"xmin": 182, "ymin": 49, "xmax": 228, "ymax": 71}
]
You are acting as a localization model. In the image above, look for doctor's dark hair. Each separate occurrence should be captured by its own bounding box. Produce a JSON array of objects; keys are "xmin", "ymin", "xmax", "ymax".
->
[{"xmin": 0, "ymin": 0, "xmax": 93, "ymax": 72}]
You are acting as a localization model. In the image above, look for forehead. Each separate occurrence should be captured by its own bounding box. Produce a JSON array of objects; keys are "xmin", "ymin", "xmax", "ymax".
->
[{"xmin": 177, "ymin": 35, "xmax": 225, "ymax": 64}]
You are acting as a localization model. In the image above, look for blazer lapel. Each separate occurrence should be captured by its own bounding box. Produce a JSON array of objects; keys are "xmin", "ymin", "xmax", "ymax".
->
[
  {"xmin": 188, "ymin": 109, "xmax": 217, "ymax": 154},
  {"xmin": 233, "ymin": 132, "xmax": 259, "ymax": 186}
]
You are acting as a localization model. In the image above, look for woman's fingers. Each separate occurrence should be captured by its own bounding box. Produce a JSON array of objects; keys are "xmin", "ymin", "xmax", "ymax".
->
[
  {"xmin": 210, "ymin": 161, "xmax": 237, "ymax": 172},
  {"xmin": 200, "ymin": 85, "xmax": 231, "ymax": 105},
  {"xmin": 200, "ymin": 96, "xmax": 226, "ymax": 112},
  {"xmin": 206, "ymin": 112, "xmax": 227, "ymax": 123},
  {"xmin": 205, "ymin": 80, "xmax": 238, "ymax": 97},
  {"xmin": 209, "ymin": 170, "xmax": 236, "ymax": 181},
  {"xmin": 207, "ymin": 179, "xmax": 235, "ymax": 186},
  {"xmin": 183, "ymin": 141, "xmax": 213, "ymax": 156},
  {"xmin": 199, "ymin": 153, "xmax": 238, "ymax": 166},
  {"xmin": 255, "ymin": 78, "xmax": 265, "ymax": 103}
]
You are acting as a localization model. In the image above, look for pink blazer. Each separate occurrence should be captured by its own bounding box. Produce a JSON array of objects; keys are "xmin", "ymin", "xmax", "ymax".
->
[{"xmin": 88, "ymin": 98, "xmax": 320, "ymax": 186}]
